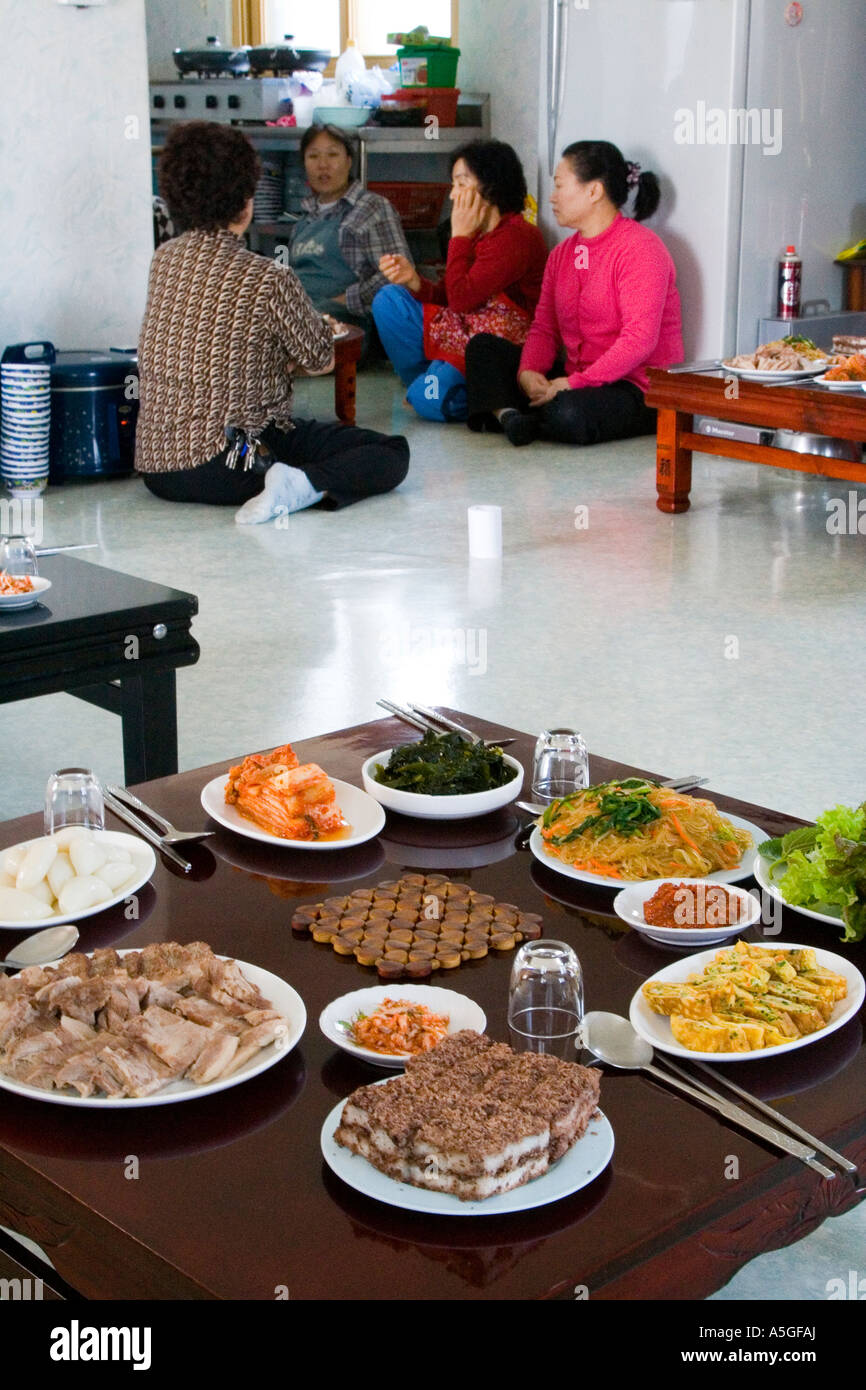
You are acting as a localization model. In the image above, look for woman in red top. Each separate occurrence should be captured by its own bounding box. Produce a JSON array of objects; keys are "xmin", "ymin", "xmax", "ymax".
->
[
  {"xmin": 372, "ymin": 140, "xmax": 548, "ymax": 422},
  {"xmin": 465, "ymin": 140, "xmax": 683, "ymax": 445}
]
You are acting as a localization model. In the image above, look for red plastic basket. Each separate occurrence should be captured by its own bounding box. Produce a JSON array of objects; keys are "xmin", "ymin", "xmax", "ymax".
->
[
  {"xmin": 367, "ymin": 180, "xmax": 450, "ymax": 229},
  {"xmin": 379, "ymin": 87, "xmax": 460, "ymax": 127}
]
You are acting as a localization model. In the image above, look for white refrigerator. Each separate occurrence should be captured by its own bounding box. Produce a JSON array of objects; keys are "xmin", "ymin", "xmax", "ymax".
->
[{"xmin": 540, "ymin": 0, "xmax": 866, "ymax": 359}]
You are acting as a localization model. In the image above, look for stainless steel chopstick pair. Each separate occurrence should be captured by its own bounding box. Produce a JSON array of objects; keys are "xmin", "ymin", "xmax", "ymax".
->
[
  {"xmin": 104, "ymin": 785, "xmax": 213, "ymax": 874},
  {"xmin": 377, "ymin": 699, "xmax": 515, "ymax": 748},
  {"xmin": 652, "ymin": 1053, "xmax": 856, "ymax": 1178},
  {"xmin": 104, "ymin": 791, "xmax": 192, "ymax": 873}
]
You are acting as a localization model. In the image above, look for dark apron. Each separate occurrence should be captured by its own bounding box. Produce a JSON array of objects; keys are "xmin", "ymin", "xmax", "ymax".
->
[{"xmin": 290, "ymin": 211, "xmax": 363, "ymax": 325}]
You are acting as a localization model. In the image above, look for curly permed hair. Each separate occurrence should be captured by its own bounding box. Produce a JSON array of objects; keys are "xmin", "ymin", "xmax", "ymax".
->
[{"xmin": 158, "ymin": 122, "xmax": 262, "ymax": 232}]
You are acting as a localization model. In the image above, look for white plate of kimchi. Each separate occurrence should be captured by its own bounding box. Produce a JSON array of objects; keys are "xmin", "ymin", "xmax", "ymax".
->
[{"xmin": 201, "ymin": 775, "xmax": 385, "ymax": 850}]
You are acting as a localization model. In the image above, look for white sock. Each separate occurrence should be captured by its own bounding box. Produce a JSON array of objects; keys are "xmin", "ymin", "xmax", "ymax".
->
[{"xmin": 234, "ymin": 463, "xmax": 325, "ymax": 525}]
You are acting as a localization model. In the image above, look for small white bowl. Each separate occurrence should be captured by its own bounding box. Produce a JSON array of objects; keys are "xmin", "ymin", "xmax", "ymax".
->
[
  {"xmin": 361, "ymin": 749, "xmax": 523, "ymax": 821},
  {"xmin": 613, "ymin": 878, "xmax": 761, "ymax": 947},
  {"xmin": 319, "ymin": 985, "xmax": 486, "ymax": 1068},
  {"xmin": 0, "ymin": 576, "xmax": 51, "ymax": 610}
]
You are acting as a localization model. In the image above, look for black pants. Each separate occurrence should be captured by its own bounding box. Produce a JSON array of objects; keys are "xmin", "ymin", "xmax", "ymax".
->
[
  {"xmin": 465, "ymin": 335, "xmax": 657, "ymax": 445},
  {"xmin": 142, "ymin": 417, "xmax": 409, "ymax": 509}
]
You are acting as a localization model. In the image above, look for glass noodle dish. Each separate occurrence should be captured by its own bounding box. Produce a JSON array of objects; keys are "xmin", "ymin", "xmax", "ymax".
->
[{"xmin": 539, "ymin": 779, "xmax": 752, "ymax": 880}]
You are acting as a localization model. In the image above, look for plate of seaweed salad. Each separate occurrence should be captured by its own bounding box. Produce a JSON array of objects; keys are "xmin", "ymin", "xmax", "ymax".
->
[{"xmin": 361, "ymin": 733, "xmax": 523, "ymax": 820}]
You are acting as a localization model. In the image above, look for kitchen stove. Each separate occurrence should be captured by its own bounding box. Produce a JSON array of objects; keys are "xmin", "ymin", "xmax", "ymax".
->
[{"xmin": 150, "ymin": 77, "xmax": 295, "ymax": 125}]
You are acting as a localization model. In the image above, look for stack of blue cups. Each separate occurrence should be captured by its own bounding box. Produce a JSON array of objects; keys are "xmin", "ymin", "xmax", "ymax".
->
[{"xmin": 1, "ymin": 342, "xmax": 56, "ymax": 497}]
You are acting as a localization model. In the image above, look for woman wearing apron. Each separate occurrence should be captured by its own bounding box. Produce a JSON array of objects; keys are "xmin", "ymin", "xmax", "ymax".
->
[{"xmin": 290, "ymin": 126, "xmax": 410, "ymax": 338}]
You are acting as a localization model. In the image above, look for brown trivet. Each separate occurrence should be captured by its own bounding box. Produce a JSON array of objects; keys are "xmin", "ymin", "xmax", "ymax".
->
[{"xmin": 291, "ymin": 873, "xmax": 543, "ymax": 979}]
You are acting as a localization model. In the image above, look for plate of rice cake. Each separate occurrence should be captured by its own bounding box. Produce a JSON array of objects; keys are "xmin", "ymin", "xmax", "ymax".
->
[
  {"xmin": 321, "ymin": 1030, "xmax": 614, "ymax": 1213},
  {"xmin": 631, "ymin": 940, "xmax": 864, "ymax": 1062}
]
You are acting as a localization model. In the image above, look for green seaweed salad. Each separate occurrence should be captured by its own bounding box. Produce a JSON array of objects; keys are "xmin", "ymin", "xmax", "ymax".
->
[
  {"xmin": 759, "ymin": 800, "xmax": 866, "ymax": 942},
  {"xmin": 374, "ymin": 731, "xmax": 517, "ymax": 796}
]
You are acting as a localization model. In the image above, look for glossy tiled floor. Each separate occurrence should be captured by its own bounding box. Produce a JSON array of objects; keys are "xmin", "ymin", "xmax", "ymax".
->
[{"xmin": 2, "ymin": 364, "xmax": 864, "ymax": 1299}]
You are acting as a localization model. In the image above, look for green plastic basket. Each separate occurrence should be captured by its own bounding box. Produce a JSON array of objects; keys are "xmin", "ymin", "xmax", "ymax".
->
[{"xmin": 397, "ymin": 45, "xmax": 460, "ymax": 88}]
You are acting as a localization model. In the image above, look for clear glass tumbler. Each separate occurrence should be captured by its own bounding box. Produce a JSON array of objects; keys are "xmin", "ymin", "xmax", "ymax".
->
[
  {"xmin": 507, "ymin": 939, "xmax": 584, "ymax": 1059},
  {"xmin": 0, "ymin": 534, "xmax": 38, "ymax": 578},
  {"xmin": 532, "ymin": 728, "xmax": 589, "ymax": 804},
  {"xmin": 44, "ymin": 768, "xmax": 105, "ymax": 837}
]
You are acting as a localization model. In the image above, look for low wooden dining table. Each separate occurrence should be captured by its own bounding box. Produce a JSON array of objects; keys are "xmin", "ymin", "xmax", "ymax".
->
[{"xmin": 0, "ymin": 714, "xmax": 863, "ymax": 1302}]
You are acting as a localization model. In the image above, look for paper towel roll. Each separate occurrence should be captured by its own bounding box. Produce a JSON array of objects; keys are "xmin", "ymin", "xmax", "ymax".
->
[{"xmin": 467, "ymin": 504, "xmax": 502, "ymax": 559}]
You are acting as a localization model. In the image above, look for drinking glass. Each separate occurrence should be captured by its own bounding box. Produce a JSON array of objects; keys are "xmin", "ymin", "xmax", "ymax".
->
[
  {"xmin": 44, "ymin": 768, "xmax": 105, "ymax": 837},
  {"xmin": 532, "ymin": 728, "xmax": 589, "ymax": 803},
  {"xmin": 507, "ymin": 940, "xmax": 584, "ymax": 1059},
  {"xmin": 0, "ymin": 534, "xmax": 38, "ymax": 578}
]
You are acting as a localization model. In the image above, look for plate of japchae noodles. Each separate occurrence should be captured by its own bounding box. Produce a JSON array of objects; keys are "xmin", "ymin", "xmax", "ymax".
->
[{"xmin": 528, "ymin": 779, "xmax": 766, "ymax": 887}]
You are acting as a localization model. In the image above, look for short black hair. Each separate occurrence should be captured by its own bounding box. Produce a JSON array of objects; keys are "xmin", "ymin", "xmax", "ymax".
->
[
  {"xmin": 560, "ymin": 140, "xmax": 661, "ymax": 222},
  {"xmin": 158, "ymin": 122, "xmax": 261, "ymax": 231},
  {"xmin": 300, "ymin": 124, "xmax": 358, "ymax": 162},
  {"xmin": 449, "ymin": 139, "xmax": 527, "ymax": 215}
]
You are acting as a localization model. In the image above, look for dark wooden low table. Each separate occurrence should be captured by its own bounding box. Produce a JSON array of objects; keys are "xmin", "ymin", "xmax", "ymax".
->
[
  {"xmin": 0, "ymin": 713, "xmax": 862, "ymax": 1301},
  {"xmin": 646, "ymin": 368, "xmax": 866, "ymax": 512},
  {"xmin": 333, "ymin": 325, "xmax": 365, "ymax": 426},
  {"xmin": 0, "ymin": 555, "xmax": 198, "ymax": 784}
]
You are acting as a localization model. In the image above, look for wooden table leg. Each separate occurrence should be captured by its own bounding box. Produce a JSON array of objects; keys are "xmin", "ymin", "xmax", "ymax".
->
[
  {"xmin": 334, "ymin": 339, "xmax": 362, "ymax": 426},
  {"xmin": 119, "ymin": 670, "xmax": 178, "ymax": 784},
  {"xmin": 656, "ymin": 407, "xmax": 693, "ymax": 513}
]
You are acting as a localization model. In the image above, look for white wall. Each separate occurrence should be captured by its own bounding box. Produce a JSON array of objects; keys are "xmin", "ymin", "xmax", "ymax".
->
[
  {"xmin": 1, "ymin": 0, "xmax": 154, "ymax": 351},
  {"xmin": 536, "ymin": 0, "xmax": 747, "ymax": 361},
  {"xmin": 457, "ymin": 0, "xmax": 543, "ymax": 205},
  {"xmin": 145, "ymin": 0, "xmax": 233, "ymax": 81}
]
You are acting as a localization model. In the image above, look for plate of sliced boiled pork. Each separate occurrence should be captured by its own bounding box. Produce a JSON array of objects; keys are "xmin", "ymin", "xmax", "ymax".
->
[
  {"xmin": 0, "ymin": 941, "xmax": 305, "ymax": 1106},
  {"xmin": 201, "ymin": 742, "xmax": 385, "ymax": 850},
  {"xmin": 321, "ymin": 1030, "xmax": 613, "ymax": 1214},
  {"xmin": 720, "ymin": 337, "xmax": 831, "ymax": 380}
]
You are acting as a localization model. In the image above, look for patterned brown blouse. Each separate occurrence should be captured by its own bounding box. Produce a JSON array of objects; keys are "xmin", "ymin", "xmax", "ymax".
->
[{"xmin": 135, "ymin": 229, "xmax": 334, "ymax": 473}]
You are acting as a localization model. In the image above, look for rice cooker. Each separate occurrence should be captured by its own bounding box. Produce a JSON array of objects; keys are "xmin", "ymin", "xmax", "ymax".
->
[{"xmin": 49, "ymin": 351, "xmax": 139, "ymax": 481}]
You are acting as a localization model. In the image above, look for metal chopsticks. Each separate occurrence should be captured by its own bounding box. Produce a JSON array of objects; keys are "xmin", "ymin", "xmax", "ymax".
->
[
  {"xmin": 376, "ymin": 699, "xmax": 515, "ymax": 748},
  {"xmin": 104, "ymin": 791, "xmax": 192, "ymax": 873},
  {"xmin": 654, "ymin": 1053, "xmax": 856, "ymax": 1175}
]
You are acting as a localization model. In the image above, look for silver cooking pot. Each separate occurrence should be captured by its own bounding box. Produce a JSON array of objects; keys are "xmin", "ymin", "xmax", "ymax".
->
[{"xmin": 772, "ymin": 429, "xmax": 862, "ymax": 462}]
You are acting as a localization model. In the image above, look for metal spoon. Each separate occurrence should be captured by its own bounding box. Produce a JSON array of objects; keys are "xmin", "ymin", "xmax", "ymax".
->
[
  {"xmin": 582, "ymin": 1011, "xmax": 835, "ymax": 1179},
  {"xmin": 1, "ymin": 923, "xmax": 80, "ymax": 972}
]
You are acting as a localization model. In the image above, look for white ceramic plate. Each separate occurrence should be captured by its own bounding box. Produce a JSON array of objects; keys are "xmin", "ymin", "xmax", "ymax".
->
[
  {"xmin": 812, "ymin": 372, "xmax": 866, "ymax": 390},
  {"xmin": 719, "ymin": 361, "xmax": 829, "ymax": 381},
  {"xmin": 629, "ymin": 941, "xmax": 865, "ymax": 1062},
  {"xmin": 321, "ymin": 1083, "xmax": 613, "ymax": 1214},
  {"xmin": 613, "ymin": 878, "xmax": 762, "ymax": 947},
  {"xmin": 319, "ymin": 985, "xmax": 487, "ymax": 1068},
  {"xmin": 361, "ymin": 750, "xmax": 523, "ymax": 821},
  {"xmin": 529, "ymin": 812, "xmax": 767, "ymax": 890},
  {"xmin": 200, "ymin": 774, "xmax": 385, "ymax": 850},
  {"xmin": 0, "ymin": 953, "xmax": 306, "ymax": 1107},
  {"xmin": 0, "ymin": 830, "xmax": 156, "ymax": 931},
  {"xmin": 0, "ymin": 576, "xmax": 51, "ymax": 610},
  {"xmin": 752, "ymin": 850, "xmax": 847, "ymax": 930}
]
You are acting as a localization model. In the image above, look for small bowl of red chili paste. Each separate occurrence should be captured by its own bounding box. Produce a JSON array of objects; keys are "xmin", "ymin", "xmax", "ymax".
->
[{"xmin": 613, "ymin": 878, "xmax": 762, "ymax": 948}]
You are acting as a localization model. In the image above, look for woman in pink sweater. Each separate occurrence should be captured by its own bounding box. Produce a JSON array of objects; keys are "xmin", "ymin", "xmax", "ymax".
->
[{"xmin": 465, "ymin": 141, "xmax": 683, "ymax": 446}]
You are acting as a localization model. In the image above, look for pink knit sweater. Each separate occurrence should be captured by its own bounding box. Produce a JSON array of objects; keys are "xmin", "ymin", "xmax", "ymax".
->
[{"xmin": 518, "ymin": 214, "xmax": 683, "ymax": 393}]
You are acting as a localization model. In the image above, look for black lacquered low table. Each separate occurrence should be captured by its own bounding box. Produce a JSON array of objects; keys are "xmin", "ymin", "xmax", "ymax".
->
[
  {"xmin": 0, "ymin": 554, "xmax": 199, "ymax": 783},
  {"xmin": 0, "ymin": 714, "xmax": 862, "ymax": 1302}
]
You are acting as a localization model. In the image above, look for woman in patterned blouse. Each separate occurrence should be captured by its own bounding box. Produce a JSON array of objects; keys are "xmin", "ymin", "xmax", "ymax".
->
[{"xmin": 135, "ymin": 122, "xmax": 409, "ymax": 524}]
